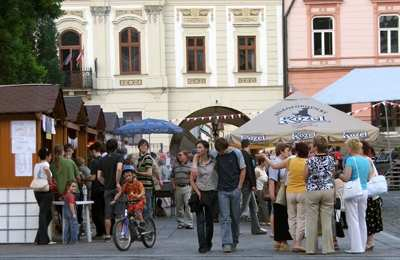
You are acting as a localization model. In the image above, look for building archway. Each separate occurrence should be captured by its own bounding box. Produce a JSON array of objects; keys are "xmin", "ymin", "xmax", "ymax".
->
[{"xmin": 169, "ymin": 106, "xmax": 250, "ymax": 155}]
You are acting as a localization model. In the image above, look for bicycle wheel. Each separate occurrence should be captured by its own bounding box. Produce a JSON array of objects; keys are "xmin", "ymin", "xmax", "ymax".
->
[
  {"xmin": 113, "ymin": 218, "xmax": 132, "ymax": 251},
  {"xmin": 141, "ymin": 218, "xmax": 156, "ymax": 248}
]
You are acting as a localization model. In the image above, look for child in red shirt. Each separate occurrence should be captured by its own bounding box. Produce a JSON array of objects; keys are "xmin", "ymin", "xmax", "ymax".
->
[
  {"xmin": 63, "ymin": 181, "xmax": 79, "ymax": 243},
  {"xmin": 112, "ymin": 165, "xmax": 146, "ymax": 222}
]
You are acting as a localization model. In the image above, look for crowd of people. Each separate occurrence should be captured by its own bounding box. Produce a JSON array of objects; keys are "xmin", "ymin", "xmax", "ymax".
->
[{"xmin": 30, "ymin": 135, "xmax": 384, "ymax": 255}]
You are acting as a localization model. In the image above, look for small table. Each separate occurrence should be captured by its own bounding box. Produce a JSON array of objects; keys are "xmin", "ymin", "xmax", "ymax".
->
[{"xmin": 53, "ymin": 200, "xmax": 94, "ymax": 243}]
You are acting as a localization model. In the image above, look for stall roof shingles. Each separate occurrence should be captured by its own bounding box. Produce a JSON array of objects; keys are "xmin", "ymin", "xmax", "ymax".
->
[
  {"xmin": 104, "ymin": 112, "xmax": 120, "ymax": 133},
  {"xmin": 86, "ymin": 105, "xmax": 102, "ymax": 128},
  {"xmin": 64, "ymin": 97, "xmax": 88, "ymax": 123},
  {"xmin": 0, "ymin": 84, "xmax": 62, "ymax": 114},
  {"xmin": 64, "ymin": 96, "xmax": 83, "ymax": 122}
]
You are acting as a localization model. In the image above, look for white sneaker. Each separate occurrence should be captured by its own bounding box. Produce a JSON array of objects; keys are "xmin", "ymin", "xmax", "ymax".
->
[{"xmin": 345, "ymin": 250, "xmax": 364, "ymax": 254}]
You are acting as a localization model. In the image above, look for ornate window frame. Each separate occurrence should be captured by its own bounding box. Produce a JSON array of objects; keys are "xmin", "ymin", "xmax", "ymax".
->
[
  {"xmin": 372, "ymin": 0, "xmax": 400, "ymax": 57},
  {"xmin": 304, "ymin": 0, "xmax": 342, "ymax": 63},
  {"xmin": 311, "ymin": 16, "xmax": 335, "ymax": 57}
]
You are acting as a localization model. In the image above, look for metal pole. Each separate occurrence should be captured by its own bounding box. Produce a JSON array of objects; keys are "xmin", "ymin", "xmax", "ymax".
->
[
  {"xmin": 148, "ymin": 134, "xmax": 151, "ymax": 151},
  {"xmin": 383, "ymin": 101, "xmax": 393, "ymax": 169},
  {"xmin": 283, "ymin": 0, "xmax": 297, "ymax": 97}
]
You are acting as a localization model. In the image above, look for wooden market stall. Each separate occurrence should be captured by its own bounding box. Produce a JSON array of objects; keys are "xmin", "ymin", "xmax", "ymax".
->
[
  {"xmin": 0, "ymin": 84, "xmax": 66, "ymax": 188},
  {"xmin": 0, "ymin": 84, "xmax": 67, "ymax": 243},
  {"xmin": 64, "ymin": 96, "xmax": 89, "ymax": 160},
  {"xmin": 85, "ymin": 105, "xmax": 106, "ymax": 145}
]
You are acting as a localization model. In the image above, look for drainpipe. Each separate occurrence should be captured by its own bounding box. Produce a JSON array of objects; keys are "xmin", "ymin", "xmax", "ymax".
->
[{"xmin": 283, "ymin": 0, "xmax": 297, "ymax": 97}]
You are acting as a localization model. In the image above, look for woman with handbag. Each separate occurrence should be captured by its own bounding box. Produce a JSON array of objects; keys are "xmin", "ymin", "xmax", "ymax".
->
[
  {"xmin": 191, "ymin": 140, "xmax": 218, "ymax": 254},
  {"xmin": 266, "ymin": 142, "xmax": 309, "ymax": 252},
  {"xmin": 268, "ymin": 143, "xmax": 291, "ymax": 251},
  {"xmin": 340, "ymin": 139, "xmax": 373, "ymax": 254},
  {"xmin": 31, "ymin": 147, "xmax": 54, "ymax": 245},
  {"xmin": 255, "ymin": 156, "xmax": 269, "ymax": 226},
  {"xmin": 361, "ymin": 141, "xmax": 383, "ymax": 251},
  {"xmin": 304, "ymin": 136, "xmax": 336, "ymax": 255}
]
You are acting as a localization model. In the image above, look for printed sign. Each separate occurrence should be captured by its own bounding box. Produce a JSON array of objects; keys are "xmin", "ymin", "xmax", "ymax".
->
[
  {"xmin": 343, "ymin": 131, "xmax": 368, "ymax": 140},
  {"xmin": 240, "ymin": 135, "xmax": 268, "ymax": 143},
  {"xmin": 292, "ymin": 131, "xmax": 316, "ymax": 141},
  {"xmin": 11, "ymin": 121, "xmax": 36, "ymax": 154},
  {"xmin": 275, "ymin": 105, "xmax": 328, "ymax": 126},
  {"xmin": 15, "ymin": 153, "xmax": 33, "ymax": 177}
]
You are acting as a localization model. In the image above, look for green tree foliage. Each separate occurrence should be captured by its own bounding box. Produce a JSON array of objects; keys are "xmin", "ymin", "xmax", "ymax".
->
[
  {"xmin": 36, "ymin": 15, "xmax": 64, "ymax": 84},
  {"xmin": 0, "ymin": 0, "xmax": 63, "ymax": 84}
]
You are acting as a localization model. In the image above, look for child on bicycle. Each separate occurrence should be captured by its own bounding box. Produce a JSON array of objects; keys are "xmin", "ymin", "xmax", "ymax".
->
[{"xmin": 111, "ymin": 165, "xmax": 146, "ymax": 224}]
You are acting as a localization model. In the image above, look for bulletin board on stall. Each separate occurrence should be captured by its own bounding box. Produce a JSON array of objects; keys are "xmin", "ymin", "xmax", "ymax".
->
[
  {"xmin": 11, "ymin": 121, "xmax": 36, "ymax": 177},
  {"xmin": 0, "ymin": 118, "xmax": 40, "ymax": 188}
]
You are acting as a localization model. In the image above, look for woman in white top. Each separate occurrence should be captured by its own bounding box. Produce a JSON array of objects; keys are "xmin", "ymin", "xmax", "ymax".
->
[
  {"xmin": 33, "ymin": 147, "xmax": 54, "ymax": 245},
  {"xmin": 255, "ymin": 156, "xmax": 269, "ymax": 225}
]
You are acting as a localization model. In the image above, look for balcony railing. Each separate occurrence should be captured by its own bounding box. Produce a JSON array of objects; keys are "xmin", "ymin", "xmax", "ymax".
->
[{"xmin": 63, "ymin": 68, "xmax": 93, "ymax": 89}]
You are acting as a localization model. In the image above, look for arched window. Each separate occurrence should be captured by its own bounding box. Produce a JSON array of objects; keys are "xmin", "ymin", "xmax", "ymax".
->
[
  {"xmin": 60, "ymin": 30, "xmax": 81, "ymax": 72},
  {"xmin": 120, "ymin": 28, "xmax": 141, "ymax": 74}
]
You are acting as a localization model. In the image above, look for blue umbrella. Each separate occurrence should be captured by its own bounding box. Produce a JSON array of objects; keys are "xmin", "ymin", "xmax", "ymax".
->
[{"xmin": 114, "ymin": 118, "xmax": 183, "ymax": 135}]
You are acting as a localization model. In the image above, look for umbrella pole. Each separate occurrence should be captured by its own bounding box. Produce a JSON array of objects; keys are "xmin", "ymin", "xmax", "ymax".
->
[
  {"xmin": 383, "ymin": 101, "xmax": 393, "ymax": 169},
  {"xmin": 148, "ymin": 134, "xmax": 151, "ymax": 151}
]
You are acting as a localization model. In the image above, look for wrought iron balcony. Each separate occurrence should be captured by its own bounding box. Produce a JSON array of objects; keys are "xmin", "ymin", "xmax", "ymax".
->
[{"xmin": 63, "ymin": 68, "xmax": 93, "ymax": 89}]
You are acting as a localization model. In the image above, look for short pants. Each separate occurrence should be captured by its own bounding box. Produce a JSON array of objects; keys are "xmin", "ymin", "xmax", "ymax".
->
[
  {"xmin": 127, "ymin": 199, "xmax": 145, "ymax": 214},
  {"xmin": 104, "ymin": 189, "xmax": 124, "ymax": 218}
]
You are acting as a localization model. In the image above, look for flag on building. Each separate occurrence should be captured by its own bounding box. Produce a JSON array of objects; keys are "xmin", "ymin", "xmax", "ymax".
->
[
  {"xmin": 76, "ymin": 47, "xmax": 84, "ymax": 64},
  {"xmin": 64, "ymin": 52, "xmax": 72, "ymax": 65}
]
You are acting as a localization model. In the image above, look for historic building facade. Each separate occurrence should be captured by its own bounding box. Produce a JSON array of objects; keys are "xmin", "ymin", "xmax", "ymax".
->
[
  {"xmin": 56, "ymin": 0, "xmax": 283, "ymax": 146},
  {"xmin": 285, "ymin": 0, "xmax": 400, "ymax": 125}
]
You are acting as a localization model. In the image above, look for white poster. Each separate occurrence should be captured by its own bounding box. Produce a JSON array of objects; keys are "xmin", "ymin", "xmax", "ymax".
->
[
  {"xmin": 15, "ymin": 153, "xmax": 33, "ymax": 177},
  {"xmin": 11, "ymin": 137, "xmax": 36, "ymax": 154},
  {"xmin": 11, "ymin": 121, "xmax": 36, "ymax": 154}
]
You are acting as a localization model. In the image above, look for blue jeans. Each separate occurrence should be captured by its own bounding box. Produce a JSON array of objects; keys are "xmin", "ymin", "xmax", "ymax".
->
[
  {"xmin": 144, "ymin": 190, "xmax": 153, "ymax": 219},
  {"xmin": 63, "ymin": 215, "xmax": 79, "ymax": 243},
  {"xmin": 218, "ymin": 188, "xmax": 241, "ymax": 247}
]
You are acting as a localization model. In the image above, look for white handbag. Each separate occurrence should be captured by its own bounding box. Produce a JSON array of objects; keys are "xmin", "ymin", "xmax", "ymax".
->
[
  {"xmin": 343, "ymin": 157, "xmax": 363, "ymax": 200},
  {"xmin": 367, "ymin": 163, "xmax": 388, "ymax": 196},
  {"xmin": 30, "ymin": 169, "xmax": 49, "ymax": 192}
]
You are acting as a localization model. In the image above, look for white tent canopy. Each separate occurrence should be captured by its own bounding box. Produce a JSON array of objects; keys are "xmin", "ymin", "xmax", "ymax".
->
[
  {"xmin": 230, "ymin": 92, "xmax": 379, "ymax": 145},
  {"xmin": 313, "ymin": 67, "xmax": 400, "ymax": 105}
]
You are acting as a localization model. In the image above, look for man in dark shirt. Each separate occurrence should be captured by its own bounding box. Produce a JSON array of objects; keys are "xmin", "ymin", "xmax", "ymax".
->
[
  {"xmin": 215, "ymin": 137, "xmax": 246, "ymax": 253},
  {"xmin": 88, "ymin": 142, "xmax": 105, "ymax": 239},
  {"xmin": 97, "ymin": 139, "xmax": 123, "ymax": 241},
  {"xmin": 240, "ymin": 139, "xmax": 267, "ymax": 235}
]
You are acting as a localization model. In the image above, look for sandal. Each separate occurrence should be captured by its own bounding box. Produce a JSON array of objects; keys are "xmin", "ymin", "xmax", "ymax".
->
[
  {"xmin": 274, "ymin": 242, "xmax": 281, "ymax": 250},
  {"xmin": 292, "ymin": 247, "xmax": 306, "ymax": 253},
  {"xmin": 366, "ymin": 245, "xmax": 374, "ymax": 251},
  {"xmin": 279, "ymin": 243, "xmax": 290, "ymax": 252}
]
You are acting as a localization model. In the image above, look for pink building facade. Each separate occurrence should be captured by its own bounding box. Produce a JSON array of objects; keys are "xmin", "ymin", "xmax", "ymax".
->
[{"xmin": 286, "ymin": 0, "xmax": 400, "ymax": 124}]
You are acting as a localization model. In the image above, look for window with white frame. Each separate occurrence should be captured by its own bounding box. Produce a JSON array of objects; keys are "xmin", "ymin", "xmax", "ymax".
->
[
  {"xmin": 379, "ymin": 15, "xmax": 399, "ymax": 54},
  {"xmin": 312, "ymin": 17, "xmax": 334, "ymax": 56}
]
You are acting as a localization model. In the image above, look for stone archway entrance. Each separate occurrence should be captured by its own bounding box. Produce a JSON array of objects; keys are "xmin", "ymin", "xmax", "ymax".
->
[{"xmin": 169, "ymin": 106, "xmax": 250, "ymax": 155}]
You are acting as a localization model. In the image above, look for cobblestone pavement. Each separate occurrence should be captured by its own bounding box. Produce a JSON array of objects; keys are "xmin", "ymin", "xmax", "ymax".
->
[
  {"xmin": 381, "ymin": 191, "xmax": 400, "ymax": 237},
  {"xmin": 0, "ymin": 192, "xmax": 399, "ymax": 260}
]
